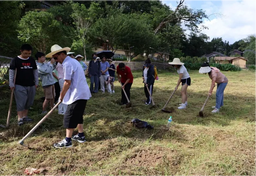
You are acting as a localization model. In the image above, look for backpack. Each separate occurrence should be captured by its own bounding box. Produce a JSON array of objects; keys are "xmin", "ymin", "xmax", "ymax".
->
[
  {"xmin": 131, "ymin": 118, "xmax": 154, "ymax": 129},
  {"xmin": 154, "ymin": 66, "xmax": 158, "ymax": 80}
]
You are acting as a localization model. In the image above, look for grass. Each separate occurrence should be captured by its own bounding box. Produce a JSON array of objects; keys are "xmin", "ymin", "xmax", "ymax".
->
[{"xmin": 0, "ymin": 69, "xmax": 255, "ymax": 175}]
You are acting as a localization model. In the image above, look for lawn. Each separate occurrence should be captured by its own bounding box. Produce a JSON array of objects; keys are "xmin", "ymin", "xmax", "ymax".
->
[{"xmin": 0, "ymin": 69, "xmax": 255, "ymax": 175}]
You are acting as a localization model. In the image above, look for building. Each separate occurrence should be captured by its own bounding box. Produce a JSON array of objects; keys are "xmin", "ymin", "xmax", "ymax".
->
[{"xmin": 214, "ymin": 57, "xmax": 247, "ymax": 69}]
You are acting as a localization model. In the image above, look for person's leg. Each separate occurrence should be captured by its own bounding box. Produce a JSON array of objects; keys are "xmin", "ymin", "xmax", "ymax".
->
[
  {"xmin": 181, "ymin": 84, "xmax": 188, "ymax": 104},
  {"xmin": 121, "ymin": 83, "xmax": 126, "ymax": 104},
  {"xmin": 100, "ymin": 75, "xmax": 105, "ymax": 92},
  {"xmin": 66, "ymin": 128, "xmax": 74, "ymax": 138},
  {"xmin": 149, "ymin": 84, "xmax": 154, "ymax": 104},
  {"xmin": 125, "ymin": 83, "xmax": 132, "ymax": 103},
  {"xmin": 215, "ymin": 82, "xmax": 227, "ymax": 109},
  {"xmin": 144, "ymin": 84, "xmax": 149, "ymax": 104},
  {"xmin": 14, "ymin": 85, "xmax": 28, "ymax": 124},
  {"xmin": 105, "ymin": 75, "xmax": 111, "ymax": 93},
  {"xmin": 94, "ymin": 76, "xmax": 99, "ymax": 93},
  {"xmin": 42, "ymin": 99, "xmax": 49, "ymax": 111},
  {"xmin": 90, "ymin": 76, "xmax": 94, "ymax": 92}
]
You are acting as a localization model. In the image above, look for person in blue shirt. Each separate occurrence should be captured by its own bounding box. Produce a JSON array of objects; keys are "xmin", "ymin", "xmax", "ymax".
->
[{"xmin": 100, "ymin": 55, "xmax": 111, "ymax": 93}]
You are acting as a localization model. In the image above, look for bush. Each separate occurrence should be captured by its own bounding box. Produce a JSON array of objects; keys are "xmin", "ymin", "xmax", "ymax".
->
[
  {"xmin": 210, "ymin": 63, "xmax": 241, "ymax": 71},
  {"xmin": 248, "ymin": 65, "xmax": 255, "ymax": 70}
]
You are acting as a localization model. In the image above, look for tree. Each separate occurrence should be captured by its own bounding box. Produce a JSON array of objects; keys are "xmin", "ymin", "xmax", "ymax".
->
[
  {"xmin": 71, "ymin": 2, "xmax": 102, "ymax": 61},
  {"xmin": 154, "ymin": 0, "xmax": 208, "ymax": 34},
  {"xmin": 243, "ymin": 35, "xmax": 256, "ymax": 65},
  {"xmin": 18, "ymin": 11, "xmax": 64, "ymax": 53},
  {"xmin": 0, "ymin": 1, "xmax": 24, "ymax": 56}
]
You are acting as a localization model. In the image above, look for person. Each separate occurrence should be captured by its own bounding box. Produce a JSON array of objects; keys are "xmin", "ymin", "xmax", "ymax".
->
[
  {"xmin": 52, "ymin": 66, "xmax": 60, "ymax": 104},
  {"xmin": 75, "ymin": 54, "xmax": 87, "ymax": 74},
  {"xmin": 107, "ymin": 59, "xmax": 115, "ymax": 93},
  {"xmin": 142, "ymin": 58, "xmax": 155, "ymax": 105},
  {"xmin": 67, "ymin": 51, "xmax": 75, "ymax": 58},
  {"xmin": 168, "ymin": 58, "xmax": 191, "ymax": 109},
  {"xmin": 100, "ymin": 55, "xmax": 111, "ymax": 93},
  {"xmin": 116, "ymin": 63, "xmax": 133, "ymax": 105},
  {"xmin": 35, "ymin": 52, "xmax": 56, "ymax": 114},
  {"xmin": 46, "ymin": 44, "xmax": 91, "ymax": 148},
  {"xmin": 55, "ymin": 62, "xmax": 67, "ymax": 115},
  {"xmin": 9, "ymin": 44, "xmax": 38, "ymax": 126},
  {"xmin": 88, "ymin": 53, "xmax": 101, "ymax": 93},
  {"xmin": 199, "ymin": 62, "xmax": 228, "ymax": 113}
]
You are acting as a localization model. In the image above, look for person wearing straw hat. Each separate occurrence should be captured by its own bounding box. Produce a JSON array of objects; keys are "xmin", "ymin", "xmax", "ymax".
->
[
  {"xmin": 75, "ymin": 54, "xmax": 87, "ymax": 74},
  {"xmin": 199, "ymin": 62, "xmax": 228, "ymax": 113},
  {"xmin": 46, "ymin": 44, "xmax": 91, "ymax": 148},
  {"xmin": 168, "ymin": 58, "xmax": 191, "ymax": 109},
  {"xmin": 67, "ymin": 51, "xmax": 75, "ymax": 58}
]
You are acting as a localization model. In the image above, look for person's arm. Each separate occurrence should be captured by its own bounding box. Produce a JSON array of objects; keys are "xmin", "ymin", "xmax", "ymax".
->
[
  {"xmin": 209, "ymin": 78, "xmax": 216, "ymax": 96},
  {"xmin": 59, "ymin": 80, "xmax": 71, "ymax": 102},
  {"xmin": 175, "ymin": 73, "xmax": 183, "ymax": 90},
  {"xmin": 38, "ymin": 63, "xmax": 54, "ymax": 75},
  {"xmin": 9, "ymin": 69, "xmax": 15, "ymax": 90},
  {"xmin": 122, "ymin": 79, "xmax": 130, "ymax": 89}
]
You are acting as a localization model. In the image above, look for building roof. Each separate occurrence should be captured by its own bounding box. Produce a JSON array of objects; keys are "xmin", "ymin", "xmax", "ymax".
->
[{"xmin": 214, "ymin": 57, "xmax": 247, "ymax": 61}]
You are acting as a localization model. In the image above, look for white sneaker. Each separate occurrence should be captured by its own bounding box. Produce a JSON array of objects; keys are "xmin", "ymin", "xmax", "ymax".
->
[
  {"xmin": 112, "ymin": 90, "xmax": 115, "ymax": 93},
  {"xmin": 178, "ymin": 103, "xmax": 186, "ymax": 109},
  {"xmin": 179, "ymin": 102, "xmax": 187, "ymax": 106},
  {"xmin": 212, "ymin": 108, "xmax": 219, "ymax": 113}
]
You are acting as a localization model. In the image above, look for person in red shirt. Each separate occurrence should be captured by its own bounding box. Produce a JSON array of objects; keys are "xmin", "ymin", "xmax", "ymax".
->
[{"xmin": 116, "ymin": 63, "xmax": 133, "ymax": 105}]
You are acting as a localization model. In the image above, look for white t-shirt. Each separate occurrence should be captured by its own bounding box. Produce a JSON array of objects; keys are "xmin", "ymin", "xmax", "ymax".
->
[
  {"xmin": 177, "ymin": 65, "xmax": 190, "ymax": 79},
  {"xmin": 143, "ymin": 67, "xmax": 149, "ymax": 83},
  {"xmin": 62, "ymin": 56, "xmax": 91, "ymax": 104}
]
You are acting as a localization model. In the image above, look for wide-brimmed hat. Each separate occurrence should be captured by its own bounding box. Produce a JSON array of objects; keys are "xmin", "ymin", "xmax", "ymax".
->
[
  {"xmin": 168, "ymin": 58, "xmax": 184, "ymax": 65},
  {"xmin": 75, "ymin": 54, "xmax": 83, "ymax": 59},
  {"xmin": 199, "ymin": 62, "xmax": 212, "ymax": 73},
  {"xmin": 45, "ymin": 44, "xmax": 71, "ymax": 58}
]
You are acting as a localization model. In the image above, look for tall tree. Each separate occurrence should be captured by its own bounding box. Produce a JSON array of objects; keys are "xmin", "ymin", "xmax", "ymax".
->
[{"xmin": 0, "ymin": 1, "xmax": 24, "ymax": 56}]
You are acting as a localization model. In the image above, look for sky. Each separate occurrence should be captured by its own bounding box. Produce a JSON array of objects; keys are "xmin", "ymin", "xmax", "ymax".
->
[{"xmin": 161, "ymin": 0, "xmax": 256, "ymax": 44}]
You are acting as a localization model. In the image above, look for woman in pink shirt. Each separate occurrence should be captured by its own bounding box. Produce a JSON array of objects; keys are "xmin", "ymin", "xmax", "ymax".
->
[{"xmin": 199, "ymin": 62, "xmax": 228, "ymax": 113}]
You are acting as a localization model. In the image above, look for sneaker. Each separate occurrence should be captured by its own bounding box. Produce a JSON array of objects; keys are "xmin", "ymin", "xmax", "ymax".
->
[
  {"xmin": 72, "ymin": 134, "xmax": 86, "ymax": 143},
  {"xmin": 179, "ymin": 102, "xmax": 188, "ymax": 106},
  {"xmin": 112, "ymin": 90, "xmax": 115, "ymax": 93},
  {"xmin": 53, "ymin": 139, "xmax": 72, "ymax": 148},
  {"xmin": 178, "ymin": 103, "xmax": 186, "ymax": 109},
  {"xmin": 23, "ymin": 116, "xmax": 33, "ymax": 122},
  {"xmin": 18, "ymin": 119, "xmax": 24, "ymax": 126},
  {"xmin": 212, "ymin": 108, "xmax": 219, "ymax": 113}
]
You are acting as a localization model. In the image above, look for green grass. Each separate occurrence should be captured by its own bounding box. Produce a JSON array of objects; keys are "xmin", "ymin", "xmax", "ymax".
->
[{"xmin": 0, "ymin": 70, "xmax": 255, "ymax": 175}]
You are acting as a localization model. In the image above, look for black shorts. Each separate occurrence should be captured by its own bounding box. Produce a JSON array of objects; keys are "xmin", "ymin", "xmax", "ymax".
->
[
  {"xmin": 181, "ymin": 77, "xmax": 191, "ymax": 86},
  {"xmin": 63, "ymin": 100, "xmax": 87, "ymax": 129}
]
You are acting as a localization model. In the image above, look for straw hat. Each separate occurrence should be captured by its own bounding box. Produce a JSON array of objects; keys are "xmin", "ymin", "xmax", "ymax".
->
[
  {"xmin": 199, "ymin": 62, "xmax": 212, "ymax": 73},
  {"xmin": 75, "ymin": 54, "xmax": 83, "ymax": 59},
  {"xmin": 67, "ymin": 52, "xmax": 75, "ymax": 55},
  {"xmin": 168, "ymin": 58, "xmax": 184, "ymax": 65},
  {"xmin": 45, "ymin": 44, "xmax": 71, "ymax": 58}
]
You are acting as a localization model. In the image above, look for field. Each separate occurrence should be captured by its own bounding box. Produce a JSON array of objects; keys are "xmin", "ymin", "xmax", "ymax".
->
[{"xmin": 0, "ymin": 69, "xmax": 255, "ymax": 175}]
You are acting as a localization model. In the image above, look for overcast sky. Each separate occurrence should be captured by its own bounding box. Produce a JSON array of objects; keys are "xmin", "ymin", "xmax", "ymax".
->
[{"xmin": 161, "ymin": 0, "xmax": 256, "ymax": 44}]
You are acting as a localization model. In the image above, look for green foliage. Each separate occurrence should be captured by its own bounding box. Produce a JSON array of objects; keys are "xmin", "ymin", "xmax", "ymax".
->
[
  {"xmin": 179, "ymin": 56, "xmax": 241, "ymax": 71},
  {"xmin": 18, "ymin": 11, "xmax": 64, "ymax": 53},
  {"xmin": 248, "ymin": 65, "xmax": 255, "ymax": 70}
]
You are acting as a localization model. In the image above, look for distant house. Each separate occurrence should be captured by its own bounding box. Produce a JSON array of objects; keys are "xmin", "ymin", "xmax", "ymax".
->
[
  {"xmin": 230, "ymin": 49, "xmax": 243, "ymax": 56},
  {"xmin": 214, "ymin": 57, "xmax": 247, "ymax": 68}
]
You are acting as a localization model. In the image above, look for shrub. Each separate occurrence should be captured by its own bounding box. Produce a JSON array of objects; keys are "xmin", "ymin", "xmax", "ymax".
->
[
  {"xmin": 248, "ymin": 65, "xmax": 255, "ymax": 70},
  {"xmin": 210, "ymin": 63, "xmax": 241, "ymax": 71}
]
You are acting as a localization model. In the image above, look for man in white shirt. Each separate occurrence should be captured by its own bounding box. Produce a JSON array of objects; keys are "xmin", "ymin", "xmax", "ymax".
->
[{"xmin": 46, "ymin": 44, "xmax": 91, "ymax": 148}]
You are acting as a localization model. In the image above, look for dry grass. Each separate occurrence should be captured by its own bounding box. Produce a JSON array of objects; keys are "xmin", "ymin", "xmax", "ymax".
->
[{"xmin": 0, "ymin": 69, "xmax": 255, "ymax": 175}]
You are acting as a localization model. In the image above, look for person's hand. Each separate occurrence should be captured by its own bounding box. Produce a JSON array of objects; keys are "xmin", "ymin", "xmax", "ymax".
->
[
  {"xmin": 208, "ymin": 92, "xmax": 212, "ymax": 96},
  {"xmin": 10, "ymin": 87, "xmax": 14, "ymax": 91},
  {"xmin": 122, "ymin": 85, "xmax": 125, "ymax": 89},
  {"xmin": 146, "ymin": 84, "xmax": 148, "ymax": 87},
  {"xmin": 175, "ymin": 86, "xmax": 178, "ymax": 90},
  {"xmin": 58, "ymin": 97, "xmax": 63, "ymax": 103}
]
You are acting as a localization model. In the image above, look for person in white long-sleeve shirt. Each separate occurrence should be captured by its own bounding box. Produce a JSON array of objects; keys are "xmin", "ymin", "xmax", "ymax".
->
[{"xmin": 36, "ymin": 52, "xmax": 56, "ymax": 114}]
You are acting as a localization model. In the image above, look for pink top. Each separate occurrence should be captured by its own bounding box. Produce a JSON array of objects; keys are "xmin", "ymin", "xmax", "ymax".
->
[
  {"xmin": 209, "ymin": 67, "xmax": 228, "ymax": 83},
  {"xmin": 56, "ymin": 63, "xmax": 64, "ymax": 79}
]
